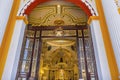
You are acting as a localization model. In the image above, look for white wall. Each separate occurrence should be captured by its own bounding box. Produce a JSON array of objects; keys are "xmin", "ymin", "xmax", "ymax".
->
[
  {"xmin": 90, "ymin": 20, "xmax": 111, "ymax": 80},
  {"xmin": 101, "ymin": 0, "xmax": 120, "ymax": 75},
  {"xmin": 0, "ymin": 0, "xmax": 14, "ymax": 45},
  {"xmin": 2, "ymin": 19, "xmax": 26, "ymax": 80}
]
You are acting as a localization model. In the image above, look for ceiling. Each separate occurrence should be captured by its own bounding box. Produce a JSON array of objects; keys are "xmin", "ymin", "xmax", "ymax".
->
[
  {"xmin": 28, "ymin": 0, "xmax": 88, "ymax": 26},
  {"xmin": 41, "ymin": 38, "xmax": 78, "ymax": 69}
]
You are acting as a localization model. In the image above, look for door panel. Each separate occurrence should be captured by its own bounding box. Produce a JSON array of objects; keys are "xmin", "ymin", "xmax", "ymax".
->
[{"xmin": 16, "ymin": 26, "xmax": 98, "ymax": 80}]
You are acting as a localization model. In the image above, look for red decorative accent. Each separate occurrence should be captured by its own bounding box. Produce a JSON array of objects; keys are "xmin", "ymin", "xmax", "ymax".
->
[
  {"xmin": 66, "ymin": 0, "xmax": 92, "ymax": 16},
  {"xmin": 24, "ymin": 0, "xmax": 92, "ymax": 17},
  {"xmin": 24, "ymin": 0, "xmax": 49, "ymax": 15}
]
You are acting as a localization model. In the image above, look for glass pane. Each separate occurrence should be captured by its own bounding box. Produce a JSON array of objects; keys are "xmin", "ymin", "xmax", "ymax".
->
[
  {"xmin": 85, "ymin": 38, "xmax": 95, "ymax": 77},
  {"xmin": 79, "ymin": 38, "xmax": 86, "ymax": 79},
  {"xmin": 42, "ymin": 30, "xmax": 54, "ymax": 36},
  {"xmin": 33, "ymin": 39, "xmax": 39, "ymax": 60},
  {"xmin": 84, "ymin": 38, "xmax": 96, "ymax": 79},
  {"xmin": 19, "ymin": 72, "xmax": 28, "ymax": 78},
  {"xmin": 78, "ymin": 30, "xmax": 82, "ymax": 37},
  {"xmin": 26, "ymin": 30, "xmax": 35, "ymax": 37},
  {"xmin": 83, "ymin": 29, "xmax": 89, "ymax": 37},
  {"xmin": 63, "ymin": 30, "xmax": 76, "ymax": 36},
  {"xmin": 23, "ymin": 38, "xmax": 33, "ymax": 60},
  {"xmin": 20, "ymin": 60, "xmax": 30, "ymax": 72},
  {"xmin": 31, "ymin": 60, "xmax": 37, "ymax": 77},
  {"xmin": 36, "ymin": 31, "xmax": 40, "ymax": 37},
  {"xmin": 31, "ymin": 39, "xmax": 39, "ymax": 77},
  {"xmin": 25, "ymin": 38, "xmax": 34, "ymax": 49},
  {"xmin": 23, "ymin": 49, "xmax": 32, "ymax": 60}
]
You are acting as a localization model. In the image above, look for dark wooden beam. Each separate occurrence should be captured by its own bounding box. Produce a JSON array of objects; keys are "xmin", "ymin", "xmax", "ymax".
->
[{"xmin": 28, "ymin": 25, "xmax": 88, "ymax": 30}]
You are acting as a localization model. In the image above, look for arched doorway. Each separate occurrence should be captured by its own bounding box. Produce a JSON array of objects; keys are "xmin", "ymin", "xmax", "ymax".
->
[{"xmin": 16, "ymin": 1, "xmax": 98, "ymax": 80}]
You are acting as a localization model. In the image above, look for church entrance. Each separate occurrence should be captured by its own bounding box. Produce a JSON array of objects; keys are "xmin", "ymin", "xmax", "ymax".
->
[
  {"xmin": 16, "ymin": 25, "xmax": 98, "ymax": 80},
  {"xmin": 15, "ymin": 1, "xmax": 98, "ymax": 80}
]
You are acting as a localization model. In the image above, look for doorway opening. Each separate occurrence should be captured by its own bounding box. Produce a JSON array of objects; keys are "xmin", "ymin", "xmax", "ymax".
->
[
  {"xmin": 39, "ymin": 38, "xmax": 78, "ymax": 80},
  {"xmin": 16, "ymin": 1, "xmax": 98, "ymax": 80},
  {"xmin": 16, "ymin": 25, "xmax": 98, "ymax": 80}
]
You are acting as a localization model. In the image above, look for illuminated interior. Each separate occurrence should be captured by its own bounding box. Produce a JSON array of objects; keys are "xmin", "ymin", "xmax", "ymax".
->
[{"xmin": 16, "ymin": 1, "xmax": 98, "ymax": 80}]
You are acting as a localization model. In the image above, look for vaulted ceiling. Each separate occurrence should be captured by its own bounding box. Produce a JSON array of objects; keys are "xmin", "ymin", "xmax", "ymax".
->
[{"xmin": 41, "ymin": 38, "xmax": 78, "ymax": 68}]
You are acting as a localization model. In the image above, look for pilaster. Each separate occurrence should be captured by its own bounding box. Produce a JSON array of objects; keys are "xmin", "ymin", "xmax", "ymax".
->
[
  {"xmin": 95, "ymin": 0, "xmax": 119, "ymax": 79},
  {"xmin": 2, "ymin": 16, "xmax": 27, "ymax": 80},
  {"xmin": 101, "ymin": 0, "xmax": 120, "ymax": 79},
  {"xmin": 88, "ymin": 16, "xmax": 111, "ymax": 80},
  {"xmin": 0, "ymin": 0, "xmax": 21, "ymax": 79}
]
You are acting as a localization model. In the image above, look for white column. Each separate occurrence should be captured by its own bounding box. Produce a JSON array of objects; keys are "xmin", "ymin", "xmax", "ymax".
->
[
  {"xmin": 90, "ymin": 20, "xmax": 111, "ymax": 80},
  {"xmin": 101, "ymin": 0, "xmax": 120, "ymax": 76},
  {"xmin": 2, "ymin": 19, "xmax": 26, "ymax": 80},
  {"xmin": 0, "ymin": 0, "xmax": 14, "ymax": 45}
]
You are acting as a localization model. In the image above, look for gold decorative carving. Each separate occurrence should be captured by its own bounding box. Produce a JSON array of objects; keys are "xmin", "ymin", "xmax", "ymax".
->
[
  {"xmin": 54, "ymin": 19, "xmax": 65, "ymax": 25},
  {"xmin": 28, "ymin": 4, "xmax": 87, "ymax": 26},
  {"xmin": 39, "ymin": 38, "xmax": 79, "ymax": 80},
  {"xmin": 46, "ymin": 39, "xmax": 75, "ymax": 47}
]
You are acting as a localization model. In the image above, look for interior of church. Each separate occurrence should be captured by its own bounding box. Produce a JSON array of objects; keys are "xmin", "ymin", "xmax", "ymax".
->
[
  {"xmin": 0, "ymin": 0, "xmax": 120, "ymax": 80},
  {"xmin": 15, "ymin": 1, "xmax": 98, "ymax": 80}
]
